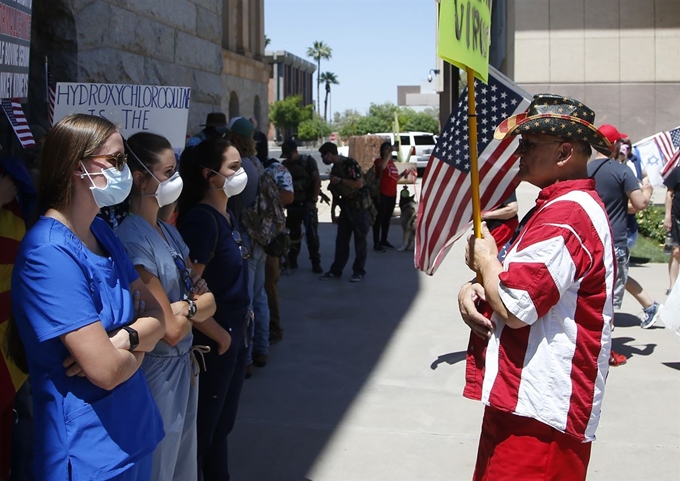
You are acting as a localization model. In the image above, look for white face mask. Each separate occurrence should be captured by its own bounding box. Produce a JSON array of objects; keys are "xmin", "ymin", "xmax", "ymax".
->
[
  {"xmin": 137, "ymin": 161, "xmax": 184, "ymax": 207},
  {"xmin": 213, "ymin": 167, "xmax": 248, "ymax": 197},
  {"xmin": 80, "ymin": 162, "xmax": 133, "ymax": 208}
]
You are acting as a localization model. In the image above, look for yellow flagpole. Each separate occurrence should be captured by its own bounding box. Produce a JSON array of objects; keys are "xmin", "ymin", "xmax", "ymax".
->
[{"xmin": 466, "ymin": 67, "xmax": 482, "ymax": 240}]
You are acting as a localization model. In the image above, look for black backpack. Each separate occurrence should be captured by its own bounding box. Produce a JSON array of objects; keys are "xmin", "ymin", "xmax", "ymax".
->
[{"xmin": 283, "ymin": 155, "xmax": 315, "ymax": 204}]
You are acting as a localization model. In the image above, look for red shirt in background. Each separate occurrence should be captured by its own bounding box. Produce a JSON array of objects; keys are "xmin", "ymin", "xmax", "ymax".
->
[{"xmin": 374, "ymin": 157, "xmax": 400, "ymax": 197}]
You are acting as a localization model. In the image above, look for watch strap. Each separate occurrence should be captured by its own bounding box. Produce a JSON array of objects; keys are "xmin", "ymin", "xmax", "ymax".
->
[
  {"xmin": 121, "ymin": 326, "xmax": 139, "ymax": 351},
  {"xmin": 183, "ymin": 298, "xmax": 197, "ymax": 319}
]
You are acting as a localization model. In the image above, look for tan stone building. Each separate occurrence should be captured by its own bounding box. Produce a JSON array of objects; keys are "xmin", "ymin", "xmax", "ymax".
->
[
  {"xmin": 28, "ymin": 0, "xmax": 269, "ymax": 137},
  {"xmin": 437, "ymin": 0, "xmax": 680, "ymax": 142}
]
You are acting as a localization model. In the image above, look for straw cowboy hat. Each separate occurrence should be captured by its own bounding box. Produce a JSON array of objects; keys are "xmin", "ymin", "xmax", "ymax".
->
[{"xmin": 494, "ymin": 94, "xmax": 613, "ymax": 156}]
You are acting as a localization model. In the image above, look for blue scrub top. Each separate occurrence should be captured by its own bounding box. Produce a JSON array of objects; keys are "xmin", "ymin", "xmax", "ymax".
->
[{"xmin": 11, "ymin": 216, "xmax": 164, "ymax": 481}]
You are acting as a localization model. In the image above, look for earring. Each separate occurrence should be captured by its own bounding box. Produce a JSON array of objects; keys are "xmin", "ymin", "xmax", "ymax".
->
[{"xmin": 80, "ymin": 174, "xmax": 85, "ymax": 179}]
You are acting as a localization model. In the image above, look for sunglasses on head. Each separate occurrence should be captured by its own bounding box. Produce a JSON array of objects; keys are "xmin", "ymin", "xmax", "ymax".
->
[
  {"xmin": 231, "ymin": 230, "xmax": 249, "ymax": 260},
  {"xmin": 84, "ymin": 152, "xmax": 128, "ymax": 171}
]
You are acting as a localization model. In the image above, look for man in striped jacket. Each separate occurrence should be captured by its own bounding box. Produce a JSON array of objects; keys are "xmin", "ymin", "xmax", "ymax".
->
[{"xmin": 459, "ymin": 94, "xmax": 616, "ymax": 481}]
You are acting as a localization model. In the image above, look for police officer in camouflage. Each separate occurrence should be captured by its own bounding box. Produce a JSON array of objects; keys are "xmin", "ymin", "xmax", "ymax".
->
[{"xmin": 281, "ymin": 139, "xmax": 323, "ymax": 273}]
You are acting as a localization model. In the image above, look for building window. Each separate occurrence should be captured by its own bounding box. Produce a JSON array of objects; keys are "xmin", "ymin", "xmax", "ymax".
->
[
  {"xmin": 254, "ymin": 96, "xmax": 261, "ymax": 130},
  {"xmin": 229, "ymin": 91, "xmax": 239, "ymax": 118}
]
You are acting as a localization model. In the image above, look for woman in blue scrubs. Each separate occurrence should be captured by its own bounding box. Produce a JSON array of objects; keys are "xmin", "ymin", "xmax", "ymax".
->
[
  {"xmin": 116, "ymin": 132, "xmax": 221, "ymax": 480},
  {"xmin": 10, "ymin": 114, "xmax": 166, "ymax": 480},
  {"xmin": 177, "ymin": 138, "xmax": 250, "ymax": 481}
]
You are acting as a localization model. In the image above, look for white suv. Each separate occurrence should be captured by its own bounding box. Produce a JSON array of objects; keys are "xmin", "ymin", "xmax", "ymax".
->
[{"xmin": 369, "ymin": 131, "xmax": 437, "ymax": 172}]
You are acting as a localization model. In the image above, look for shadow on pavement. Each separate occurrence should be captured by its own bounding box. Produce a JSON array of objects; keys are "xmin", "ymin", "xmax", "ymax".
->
[
  {"xmin": 229, "ymin": 220, "xmax": 420, "ymax": 480},
  {"xmin": 430, "ymin": 350, "xmax": 467, "ymax": 370},
  {"xmin": 661, "ymin": 362, "xmax": 680, "ymax": 371},
  {"xmin": 612, "ymin": 336, "xmax": 656, "ymax": 360},
  {"xmin": 613, "ymin": 312, "xmax": 642, "ymax": 328}
]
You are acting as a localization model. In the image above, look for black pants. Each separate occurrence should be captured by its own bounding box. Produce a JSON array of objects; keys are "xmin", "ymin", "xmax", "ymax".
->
[
  {"xmin": 373, "ymin": 194, "xmax": 396, "ymax": 246},
  {"xmin": 286, "ymin": 204, "xmax": 321, "ymax": 266},
  {"xmin": 330, "ymin": 207, "xmax": 370, "ymax": 276},
  {"xmin": 195, "ymin": 316, "xmax": 248, "ymax": 481}
]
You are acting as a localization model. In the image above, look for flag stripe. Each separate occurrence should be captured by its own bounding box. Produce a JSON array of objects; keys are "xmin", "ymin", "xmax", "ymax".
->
[
  {"xmin": 1, "ymin": 99, "xmax": 35, "ymax": 148},
  {"xmin": 424, "ymin": 168, "xmax": 467, "ymax": 268},
  {"xmin": 662, "ymin": 149, "xmax": 680, "ymax": 180},
  {"xmin": 45, "ymin": 57, "xmax": 56, "ymax": 128},
  {"xmin": 655, "ymin": 132, "xmax": 674, "ymax": 162},
  {"xmin": 415, "ymin": 68, "xmax": 531, "ymax": 275}
]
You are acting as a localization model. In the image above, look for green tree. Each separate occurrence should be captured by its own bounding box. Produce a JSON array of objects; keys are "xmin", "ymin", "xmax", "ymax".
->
[
  {"xmin": 264, "ymin": 35, "xmax": 271, "ymax": 48},
  {"xmin": 340, "ymin": 115, "xmax": 390, "ymax": 138},
  {"xmin": 269, "ymin": 95, "xmax": 313, "ymax": 138},
  {"xmin": 297, "ymin": 117, "xmax": 332, "ymax": 141},
  {"xmin": 403, "ymin": 112, "xmax": 439, "ymax": 133},
  {"xmin": 306, "ymin": 41, "xmax": 332, "ymax": 116},
  {"xmin": 332, "ymin": 109, "xmax": 362, "ymax": 132},
  {"xmin": 367, "ymin": 102, "xmax": 400, "ymax": 127},
  {"xmin": 422, "ymin": 107, "xmax": 439, "ymax": 120},
  {"xmin": 319, "ymin": 71, "xmax": 339, "ymax": 123}
]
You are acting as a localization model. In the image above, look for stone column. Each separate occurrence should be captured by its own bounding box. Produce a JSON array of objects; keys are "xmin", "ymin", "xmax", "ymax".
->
[{"xmin": 236, "ymin": 0, "xmax": 250, "ymax": 56}]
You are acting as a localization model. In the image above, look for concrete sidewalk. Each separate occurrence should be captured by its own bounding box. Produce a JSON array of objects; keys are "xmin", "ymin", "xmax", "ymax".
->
[{"xmin": 229, "ymin": 181, "xmax": 680, "ymax": 481}]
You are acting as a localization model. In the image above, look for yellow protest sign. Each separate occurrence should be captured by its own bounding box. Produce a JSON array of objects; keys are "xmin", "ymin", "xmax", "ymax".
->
[{"xmin": 438, "ymin": 0, "xmax": 492, "ymax": 83}]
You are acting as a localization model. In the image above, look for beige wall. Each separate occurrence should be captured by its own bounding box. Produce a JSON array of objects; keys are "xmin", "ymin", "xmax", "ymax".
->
[{"xmin": 509, "ymin": 0, "xmax": 680, "ymax": 141}]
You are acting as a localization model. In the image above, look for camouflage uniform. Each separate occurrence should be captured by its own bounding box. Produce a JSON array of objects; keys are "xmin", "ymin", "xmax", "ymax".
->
[
  {"xmin": 326, "ymin": 157, "xmax": 371, "ymax": 277},
  {"xmin": 282, "ymin": 155, "xmax": 321, "ymax": 269}
]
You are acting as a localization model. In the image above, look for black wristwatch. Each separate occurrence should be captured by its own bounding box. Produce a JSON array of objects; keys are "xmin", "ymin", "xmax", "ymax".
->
[
  {"xmin": 183, "ymin": 299, "xmax": 197, "ymax": 319},
  {"xmin": 121, "ymin": 326, "xmax": 139, "ymax": 351}
]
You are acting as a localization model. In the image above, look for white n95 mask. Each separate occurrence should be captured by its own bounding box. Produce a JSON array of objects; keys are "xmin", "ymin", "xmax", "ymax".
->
[{"xmin": 213, "ymin": 167, "xmax": 248, "ymax": 197}]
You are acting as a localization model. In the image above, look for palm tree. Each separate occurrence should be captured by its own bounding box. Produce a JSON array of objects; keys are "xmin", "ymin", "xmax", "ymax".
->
[
  {"xmin": 319, "ymin": 72, "xmax": 339, "ymax": 123},
  {"xmin": 306, "ymin": 41, "xmax": 332, "ymax": 115}
]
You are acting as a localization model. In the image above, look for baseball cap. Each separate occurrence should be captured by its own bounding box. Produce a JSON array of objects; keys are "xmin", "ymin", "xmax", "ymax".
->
[
  {"xmin": 598, "ymin": 124, "xmax": 628, "ymax": 145},
  {"xmin": 280, "ymin": 139, "xmax": 298, "ymax": 158},
  {"xmin": 228, "ymin": 117, "xmax": 254, "ymax": 138}
]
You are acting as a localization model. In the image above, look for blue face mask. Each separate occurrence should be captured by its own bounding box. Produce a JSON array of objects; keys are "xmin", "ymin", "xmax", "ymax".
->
[{"xmin": 80, "ymin": 162, "xmax": 133, "ymax": 208}]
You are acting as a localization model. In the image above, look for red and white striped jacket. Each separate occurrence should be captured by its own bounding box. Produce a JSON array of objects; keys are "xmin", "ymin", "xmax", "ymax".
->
[{"xmin": 467, "ymin": 180, "xmax": 614, "ymax": 442}]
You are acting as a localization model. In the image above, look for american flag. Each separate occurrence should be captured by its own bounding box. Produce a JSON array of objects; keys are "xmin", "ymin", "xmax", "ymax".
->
[
  {"xmin": 415, "ymin": 67, "xmax": 531, "ymax": 275},
  {"xmin": 45, "ymin": 56, "xmax": 56, "ymax": 127},
  {"xmin": 654, "ymin": 130, "xmax": 678, "ymax": 163},
  {"xmin": 1, "ymin": 99, "xmax": 35, "ymax": 149},
  {"xmin": 661, "ymin": 149, "xmax": 680, "ymax": 180}
]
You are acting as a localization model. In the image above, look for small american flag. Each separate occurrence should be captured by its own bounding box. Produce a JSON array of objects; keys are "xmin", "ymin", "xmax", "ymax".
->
[
  {"xmin": 45, "ymin": 56, "xmax": 56, "ymax": 128},
  {"xmin": 1, "ymin": 99, "xmax": 35, "ymax": 148},
  {"xmin": 415, "ymin": 67, "xmax": 531, "ymax": 275},
  {"xmin": 654, "ymin": 131, "xmax": 677, "ymax": 163},
  {"xmin": 657, "ymin": 126, "xmax": 680, "ymax": 180},
  {"xmin": 661, "ymin": 149, "xmax": 680, "ymax": 180},
  {"xmin": 669, "ymin": 126, "xmax": 680, "ymax": 151}
]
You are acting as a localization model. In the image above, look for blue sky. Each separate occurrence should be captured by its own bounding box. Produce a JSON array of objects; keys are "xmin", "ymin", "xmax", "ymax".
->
[{"xmin": 265, "ymin": 0, "xmax": 438, "ymax": 116}]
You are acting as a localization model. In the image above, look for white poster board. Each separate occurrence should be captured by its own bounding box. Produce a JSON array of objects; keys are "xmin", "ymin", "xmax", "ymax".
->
[{"xmin": 52, "ymin": 82, "xmax": 191, "ymax": 151}]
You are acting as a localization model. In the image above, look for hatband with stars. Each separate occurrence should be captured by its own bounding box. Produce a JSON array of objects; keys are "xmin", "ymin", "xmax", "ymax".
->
[{"xmin": 494, "ymin": 93, "xmax": 613, "ymax": 156}]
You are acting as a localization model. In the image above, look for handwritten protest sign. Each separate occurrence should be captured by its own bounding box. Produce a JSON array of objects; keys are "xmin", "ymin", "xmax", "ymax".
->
[
  {"xmin": 438, "ymin": 0, "xmax": 492, "ymax": 82},
  {"xmin": 53, "ymin": 82, "xmax": 191, "ymax": 151}
]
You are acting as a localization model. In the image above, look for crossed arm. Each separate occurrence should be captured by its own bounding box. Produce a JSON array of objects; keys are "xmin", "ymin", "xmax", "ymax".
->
[{"xmin": 60, "ymin": 278, "xmax": 165, "ymax": 390}]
